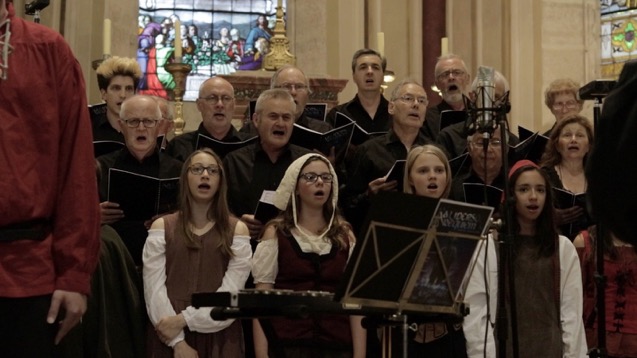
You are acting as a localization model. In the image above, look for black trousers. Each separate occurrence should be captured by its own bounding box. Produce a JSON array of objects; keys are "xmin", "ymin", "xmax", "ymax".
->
[{"xmin": 0, "ymin": 294, "xmax": 57, "ymax": 358}]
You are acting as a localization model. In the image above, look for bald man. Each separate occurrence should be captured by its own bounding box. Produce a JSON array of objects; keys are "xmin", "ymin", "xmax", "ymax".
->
[
  {"xmin": 165, "ymin": 76, "xmax": 253, "ymax": 161},
  {"xmin": 240, "ymin": 65, "xmax": 332, "ymax": 136}
]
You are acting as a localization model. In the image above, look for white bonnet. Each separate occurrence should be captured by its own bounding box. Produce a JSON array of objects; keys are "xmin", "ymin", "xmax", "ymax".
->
[{"xmin": 273, "ymin": 153, "xmax": 339, "ymax": 211}]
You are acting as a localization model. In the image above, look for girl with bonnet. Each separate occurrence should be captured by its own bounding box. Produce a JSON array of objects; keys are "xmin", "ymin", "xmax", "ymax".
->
[{"xmin": 252, "ymin": 153, "xmax": 366, "ymax": 358}]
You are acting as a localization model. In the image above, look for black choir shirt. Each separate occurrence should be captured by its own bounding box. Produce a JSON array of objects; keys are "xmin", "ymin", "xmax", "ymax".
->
[
  {"xmin": 165, "ymin": 122, "xmax": 251, "ymax": 162},
  {"xmin": 341, "ymin": 129, "xmax": 434, "ymax": 235},
  {"xmin": 223, "ymin": 141, "xmax": 312, "ymax": 218},
  {"xmin": 326, "ymin": 94, "xmax": 391, "ymax": 134}
]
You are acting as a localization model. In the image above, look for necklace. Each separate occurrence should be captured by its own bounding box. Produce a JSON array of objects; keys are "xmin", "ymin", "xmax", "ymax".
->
[
  {"xmin": 190, "ymin": 221, "xmax": 214, "ymax": 236},
  {"xmin": 556, "ymin": 164, "xmax": 587, "ymax": 193}
]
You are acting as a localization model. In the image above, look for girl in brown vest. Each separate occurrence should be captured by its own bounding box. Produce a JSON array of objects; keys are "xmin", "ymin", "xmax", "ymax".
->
[{"xmin": 143, "ymin": 148, "xmax": 252, "ymax": 357}]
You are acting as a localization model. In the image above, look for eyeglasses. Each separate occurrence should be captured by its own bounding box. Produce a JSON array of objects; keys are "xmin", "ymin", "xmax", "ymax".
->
[
  {"xmin": 123, "ymin": 118, "xmax": 159, "ymax": 128},
  {"xmin": 470, "ymin": 139, "xmax": 503, "ymax": 147},
  {"xmin": 299, "ymin": 172, "xmax": 333, "ymax": 184},
  {"xmin": 436, "ymin": 69, "xmax": 466, "ymax": 80},
  {"xmin": 396, "ymin": 95, "xmax": 428, "ymax": 106},
  {"xmin": 188, "ymin": 165, "xmax": 220, "ymax": 176},
  {"xmin": 200, "ymin": 95, "xmax": 234, "ymax": 104},
  {"xmin": 552, "ymin": 100, "xmax": 579, "ymax": 110},
  {"xmin": 275, "ymin": 83, "xmax": 309, "ymax": 92}
]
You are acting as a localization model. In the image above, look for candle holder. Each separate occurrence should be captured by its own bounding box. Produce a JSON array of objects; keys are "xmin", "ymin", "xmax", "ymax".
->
[
  {"xmin": 91, "ymin": 54, "xmax": 112, "ymax": 71},
  {"xmin": 164, "ymin": 62, "xmax": 192, "ymax": 136},
  {"xmin": 262, "ymin": 0, "xmax": 295, "ymax": 70}
]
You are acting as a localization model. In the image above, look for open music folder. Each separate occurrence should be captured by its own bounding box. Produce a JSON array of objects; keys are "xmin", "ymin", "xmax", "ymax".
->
[{"xmin": 107, "ymin": 168, "xmax": 179, "ymax": 221}]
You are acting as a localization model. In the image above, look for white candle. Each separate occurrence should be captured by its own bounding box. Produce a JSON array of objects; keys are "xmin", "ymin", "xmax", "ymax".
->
[
  {"xmin": 174, "ymin": 20, "xmax": 182, "ymax": 61},
  {"xmin": 103, "ymin": 19, "xmax": 111, "ymax": 56},
  {"xmin": 378, "ymin": 32, "xmax": 385, "ymax": 57},
  {"xmin": 441, "ymin": 37, "xmax": 448, "ymax": 56}
]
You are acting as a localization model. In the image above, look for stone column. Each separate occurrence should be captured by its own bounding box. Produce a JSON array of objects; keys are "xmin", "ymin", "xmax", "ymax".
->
[{"xmin": 422, "ymin": 0, "xmax": 446, "ymax": 105}]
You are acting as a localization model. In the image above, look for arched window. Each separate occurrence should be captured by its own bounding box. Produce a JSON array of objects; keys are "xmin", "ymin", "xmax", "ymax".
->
[{"xmin": 601, "ymin": 0, "xmax": 637, "ymax": 78}]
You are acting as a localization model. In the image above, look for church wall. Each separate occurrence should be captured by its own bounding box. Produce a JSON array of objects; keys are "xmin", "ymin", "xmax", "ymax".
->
[{"xmin": 17, "ymin": 0, "xmax": 599, "ymax": 134}]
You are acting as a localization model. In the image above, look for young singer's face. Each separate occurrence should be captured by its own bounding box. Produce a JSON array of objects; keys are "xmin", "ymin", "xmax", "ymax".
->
[
  {"xmin": 187, "ymin": 152, "xmax": 220, "ymax": 203},
  {"xmin": 296, "ymin": 159, "xmax": 332, "ymax": 210},
  {"xmin": 102, "ymin": 75, "xmax": 135, "ymax": 119},
  {"xmin": 408, "ymin": 153, "xmax": 448, "ymax": 199},
  {"xmin": 514, "ymin": 170, "xmax": 547, "ymax": 224}
]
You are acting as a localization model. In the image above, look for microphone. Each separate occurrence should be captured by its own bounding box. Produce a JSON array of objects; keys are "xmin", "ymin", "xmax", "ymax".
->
[
  {"xmin": 25, "ymin": 0, "xmax": 50, "ymax": 16},
  {"xmin": 474, "ymin": 66, "xmax": 497, "ymax": 136}
]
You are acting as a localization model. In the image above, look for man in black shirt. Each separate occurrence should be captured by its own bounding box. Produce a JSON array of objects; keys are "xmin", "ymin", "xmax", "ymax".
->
[
  {"xmin": 449, "ymin": 128, "xmax": 507, "ymax": 211},
  {"xmin": 166, "ymin": 76, "xmax": 251, "ymax": 161},
  {"xmin": 326, "ymin": 48, "xmax": 391, "ymax": 134},
  {"xmin": 342, "ymin": 79, "xmax": 434, "ymax": 234},
  {"xmin": 224, "ymin": 89, "xmax": 312, "ymax": 238},
  {"xmin": 422, "ymin": 54, "xmax": 471, "ymax": 142},
  {"xmin": 241, "ymin": 65, "xmax": 332, "ymax": 136},
  {"xmin": 437, "ymin": 70, "xmax": 518, "ymax": 159},
  {"xmin": 97, "ymin": 95, "xmax": 182, "ymax": 264}
]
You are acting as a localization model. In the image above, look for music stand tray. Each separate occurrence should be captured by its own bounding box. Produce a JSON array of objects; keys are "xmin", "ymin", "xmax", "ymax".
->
[{"xmin": 336, "ymin": 192, "xmax": 493, "ymax": 318}]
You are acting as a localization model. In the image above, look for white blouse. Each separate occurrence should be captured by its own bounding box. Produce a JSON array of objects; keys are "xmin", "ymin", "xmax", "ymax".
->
[
  {"xmin": 462, "ymin": 235, "xmax": 587, "ymax": 358},
  {"xmin": 142, "ymin": 229, "xmax": 252, "ymax": 347}
]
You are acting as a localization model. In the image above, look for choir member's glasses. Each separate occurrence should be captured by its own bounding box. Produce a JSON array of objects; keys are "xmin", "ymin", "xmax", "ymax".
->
[
  {"xmin": 123, "ymin": 118, "xmax": 159, "ymax": 128},
  {"xmin": 188, "ymin": 165, "xmax": 220, "ymax": 176},
  {"xmin": 299, "ymin": 172, "xmax": 334, "ymax": 184},
  {"xmin": 200, "ymin": 95, "xmax": 234, "ymax": 104},
  {"xmin": 275, "ymin": 83, "xmax": 309, "ymax": 92},
  {"xmin": 552, "ymin": 100, "xmax": 579, "ymax": 110},
  {"xmin": 470, "ymin": 139, "xmax": 503, "ymax": 147},
  {"xmin": 396, "ymin": 95, "xmax": 428, "ymax": 106},
  {"xmin": 436, "ymin": 69, "xmax": 466, "ymax": 80}
]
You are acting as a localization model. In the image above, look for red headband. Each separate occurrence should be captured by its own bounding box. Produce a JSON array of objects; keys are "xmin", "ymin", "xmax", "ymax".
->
[{"xmin": 509, "ymin": 159, "xmax": 539, "ymax": 180}]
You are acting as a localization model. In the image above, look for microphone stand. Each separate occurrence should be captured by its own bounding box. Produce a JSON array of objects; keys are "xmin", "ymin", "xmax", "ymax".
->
[
  {"xmin": 467, "ymin": 95, "xmax": 519, "ymax": 358},
  {"xmin": 495, "ymin": 115, "xmax": 519, "ymax": 358}
]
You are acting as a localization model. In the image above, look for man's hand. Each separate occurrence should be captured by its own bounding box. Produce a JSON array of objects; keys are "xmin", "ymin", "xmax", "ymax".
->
[
  {"xmin": 241, "ymin": 214, "xmax": 263, "ymax": 238},
  {"xmin": 173, "ymin": 341, "xmax": 199, "ymax": 358},
  {"xmin": 368, "ymin": 177, "xmax": 398, "ymax": 195},
  {"xmin": 46, "ymin": 290, "xmax": 87, "ymax": 345},
  {"xmin": 100, "ymin": 201, "xmax": 124, "ymax": 225}
]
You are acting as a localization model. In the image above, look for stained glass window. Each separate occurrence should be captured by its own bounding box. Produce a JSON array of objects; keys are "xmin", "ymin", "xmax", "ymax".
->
[
  {"xmin": 601, "ymin": 0, "xmax": 637, "ymax": 78},
  {"xmin": 138, "ymin": 0, "xmax": 286, "ymax": 100}
]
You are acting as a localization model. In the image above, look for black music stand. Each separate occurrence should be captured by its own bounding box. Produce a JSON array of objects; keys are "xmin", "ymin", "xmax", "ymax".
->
[{"xmin": 336, "ymin": 192, "xmax": 493, "ymax": 357}]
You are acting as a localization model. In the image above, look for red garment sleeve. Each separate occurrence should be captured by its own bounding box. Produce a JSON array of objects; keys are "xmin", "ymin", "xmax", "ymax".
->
[{"xmin": 50, "ymin": 36, "xmax": 101, "ymax": 295}]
